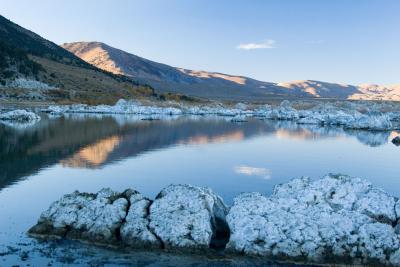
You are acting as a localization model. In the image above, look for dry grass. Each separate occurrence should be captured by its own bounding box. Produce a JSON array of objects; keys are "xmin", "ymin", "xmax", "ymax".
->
[
  {"xmin": 28, "ymin": 56, "xmax": 206, "ymax": 106},
  {"xmin": 32, "ymin": 56, "xmax": 156, "ymax": 105}
]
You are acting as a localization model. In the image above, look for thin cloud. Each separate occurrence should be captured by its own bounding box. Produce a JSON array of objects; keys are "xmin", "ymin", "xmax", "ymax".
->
[
  {"xmin": 234, "ymin": 165, "xmax": 272, "ymax": 180},
  {"xmin": 237, "ymin": 39, "xmax": 275, "ymax": 50},
  {"xmin": 306, "ymin": 40, "xmax": 324, "ymax": 45}
]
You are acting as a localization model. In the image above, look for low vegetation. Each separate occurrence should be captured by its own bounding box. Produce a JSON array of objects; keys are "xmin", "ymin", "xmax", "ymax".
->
[{"xmin": 0, "ymin": 41, "xmax": 44, "ymax": 85}]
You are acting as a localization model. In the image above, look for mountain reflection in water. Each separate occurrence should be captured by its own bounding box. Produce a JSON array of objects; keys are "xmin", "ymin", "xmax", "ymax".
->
[{"xmin": 0, "ymin": 115, "xmax": 396, "ymax": 190}]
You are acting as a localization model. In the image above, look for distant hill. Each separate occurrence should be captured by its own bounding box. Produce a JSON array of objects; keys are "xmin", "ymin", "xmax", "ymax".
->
[
  {"xmin": 62, "ymin": 42, "xmax": 293, "ymax": 100},
  {"xmin": 277, "ymin": 80, "xmax": 400, "ymax": 101},
  {"xmin": 63, "ymin": 41, "xmax": 400, "ymax": 101}
]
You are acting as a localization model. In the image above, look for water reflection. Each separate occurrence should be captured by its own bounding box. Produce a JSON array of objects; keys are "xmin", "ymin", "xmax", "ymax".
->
[
  {"xmin": 272, "ymin": 121, "xmax": 394, "ymax": 147},
  {"xmin": 179, "ymin": 131, "xmax": 244, "ymax": 145},
  {"xmin": 60, "ymin": 136, "xmax": 121, "ymax": 168},
  {"xmin": 234, "ymin": 165, "xmax": 272, "ymax": 180},
  {"xmin": 0, "ymin": 115, "xmax": 395, "ymax": 191}
]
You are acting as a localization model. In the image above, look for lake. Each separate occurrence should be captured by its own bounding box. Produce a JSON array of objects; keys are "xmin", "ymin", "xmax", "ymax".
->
[{"xmin": 0, "ymin": 114, "xmax": 399, "ymax": 266}]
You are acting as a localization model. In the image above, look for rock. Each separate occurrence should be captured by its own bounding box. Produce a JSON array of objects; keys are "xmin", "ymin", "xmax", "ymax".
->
[
  {"xmin": 234, "ymin": 102, "xmax": 248, "ymax": 110},
  {"xmin": 120, "ymin": 192, "xmax": 162, "ymax": 248},
  {"xmin": 0, "ymin": 109, "xmax": 40, "ymax": 122},
  {"xmin": 29, "ymin": 184, "xmax": 229, "ymax": 252},
  {"xmin": 28, "ymin": 188, "xmax": 131, "ymax": 244},
  {"xmin": 149, "ymin": 184, "xmax": 229, "ymax": 251},
  {"xmin": 347, "ymin": 114, "xmax": 393, "ymax": 130},
  {"xmin": 393, "ymin": 136, "xmax": 400, "ymax": 146},
  {"xmin": 43, "ymin": 100, "xmax": 400, "ymax": 130},
  {"xmin": 45, "ymin": 100, "xmax": 183, "ymax": 115},
  {"xmin": 266, "ymin": 100, "xmax": 299, "ymax": 120},
  {"xmin": 226, "ymin": 174, "xmax": 400, "ymax": 265},
  {"xmin": 298, "ymin": 106, "xmax": 394, "ymax": 130}
]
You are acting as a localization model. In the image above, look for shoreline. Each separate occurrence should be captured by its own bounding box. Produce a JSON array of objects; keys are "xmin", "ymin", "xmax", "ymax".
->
[{"xmin": 1, "ymin": 99, "xmax": 400, "ymax": 131}]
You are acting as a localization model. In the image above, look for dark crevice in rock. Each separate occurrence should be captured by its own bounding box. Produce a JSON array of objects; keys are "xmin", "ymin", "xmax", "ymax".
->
[
  {"xmin": 394, "ymin": 220, "xmax": 400, "ymax": 233},
  {"xmin": 145, "ymin": 200, "xmax": 165, "ymax": 249},
  {"xmin": 115, "ymin": 198, "xmax": 131, "ymax": 242},
  {"xmin": 154, "ymin": 190, "xmax": 165, "ymax": 200},
  {"xmin": 114, "ymin": 189, "xmax": 136, "ymax": 242},
  {"xmin": 393, "ymin": 199, "xmax": 398, "ymax": 228},
  {"xmin": 362, "ymin": 210, "xmax": 394, "ymax": 226},
  {"xmin": 62, "ymin": 225, "xmax": 72, "ymax": 238},
  {"xmin": 210, "ymin": 217, "xmax": 230, "ymax": 251}
]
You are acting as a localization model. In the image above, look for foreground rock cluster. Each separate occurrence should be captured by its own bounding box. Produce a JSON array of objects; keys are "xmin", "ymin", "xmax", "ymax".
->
[
  {"xmin": 29, "ymin": 185, "xmax": 229, "ymax": 252},
  {"xmin": 227, "ymin": 175, "xmax": 400, "ymax": 266},
  {"xmin": 29, "ymin": 174, "xmax": 400, "ymax": 266}
]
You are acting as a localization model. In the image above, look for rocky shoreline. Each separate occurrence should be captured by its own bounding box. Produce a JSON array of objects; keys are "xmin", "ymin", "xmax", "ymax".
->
[
  {"xmin": 44, "ymin": 99, "xmax": 400, "ymax": 130},
  {"xmin": 1, "ymin": 100, "xmax": 400, "ymax": 131},
  {"xmin": 29, "ymin": 174, "xmax": 400, "ymax": 266}
]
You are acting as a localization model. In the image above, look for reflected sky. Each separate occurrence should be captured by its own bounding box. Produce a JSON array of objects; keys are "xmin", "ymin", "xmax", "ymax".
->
[
  {"xmin": 0, "ymin": 114, "xmax": 398, "ymax": 266},
  {"xmin": 234, "ymin": 165, "xmax": 272, "ymax": 180}
]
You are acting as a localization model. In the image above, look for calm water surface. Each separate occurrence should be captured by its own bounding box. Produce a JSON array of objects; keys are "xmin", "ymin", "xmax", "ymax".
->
[{"xmin": 0, "ymin": 114, "xmax": 398, "ymax": 266}]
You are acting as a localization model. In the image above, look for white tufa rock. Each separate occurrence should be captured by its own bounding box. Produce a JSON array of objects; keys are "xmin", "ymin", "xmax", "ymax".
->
[
  {"xmin": 43, "ymin": 99, "xmax": 400, "ymax": 130},
  {"xmin": 29, "ymin": 184, "xmax": 229, "ymax": 251},
  {"xmin": 149, "ymin": 184, "xmax": 228, "ymax": 251},
  {"xmin": 265, "ymin": 100, "xmax": 299, "ymax": 120},
  {"xmin": 226, "ymin": 174, "xmax": 400, "ymax": 265},
  {"xmin": 120, "ymin": 192, "xmax": 162, "ymax": 248},
  {"xmin": 0, "ymin": 109, "xmax": 41, "ymax": 122},
  {"xmin": 30, "ymin": 188, "xmax": 130, "ymax": 243},
  {"xmin": 44, "ymin": 100, "xmax": 182, "ymax": 116}
]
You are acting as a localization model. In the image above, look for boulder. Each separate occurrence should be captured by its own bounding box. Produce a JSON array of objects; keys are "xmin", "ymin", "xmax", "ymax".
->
[
  {"xmin": 226, "ymin": 174, "xmax": 400, "ymax": 265},
  {"xmin": 28, "ymin": 188, "xmax": 131, "ymax": 244},
  {"xmin": 393, "ymin": 136, "xmax": 400, "ymax": 146},
  {"xmin": 347, "ymin": 114, "xmax": 393, "ymax": 130},
  {"xmin": 29, "ymin": 184, "xmax": 229, "ymax": 252},
  {"xmin": 149, "ymin": 184, "xmax": 229, "ymax": 251},
  {"xmin": 266, "ymin": 100, "xmax": 299, "ymax": 120}
]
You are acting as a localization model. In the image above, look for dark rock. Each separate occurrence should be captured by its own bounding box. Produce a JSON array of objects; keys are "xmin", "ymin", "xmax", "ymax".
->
[{"xmin": 392, "ymin": 136, "xmax": 400, "ymax": 146}]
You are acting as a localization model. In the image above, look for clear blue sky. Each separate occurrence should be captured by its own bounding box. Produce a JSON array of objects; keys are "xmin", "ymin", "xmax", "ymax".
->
[{"xmin": 1, "ymin": 0, "xmax": 399, "ymax": 85}]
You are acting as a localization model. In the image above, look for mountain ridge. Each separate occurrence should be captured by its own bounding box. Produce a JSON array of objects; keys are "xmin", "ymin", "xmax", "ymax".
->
[{"xmin": 62, "ymin": 41, "xmax": 400, "ymax": 101}]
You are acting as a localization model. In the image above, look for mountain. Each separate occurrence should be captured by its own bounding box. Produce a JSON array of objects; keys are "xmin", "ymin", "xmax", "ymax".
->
[
  {"xmin": 63, "ymin": 41, "xmax": 400, "ymax": 101},
  {"xmin": 0, "ymin": 15, "xmax": 171, "ymax": 104},
  {"xmin": 0, "ymin": 15, "xmax": 88, "ymax": 68},
  {"xmin": 61, "ymin": 42, "xmax": 293, "ymax": 100},
  {"xmin": 277, "ymin": 80, "xmax": 400, "ymax": 101},
  {"xmin": 350, "ymin": 84, "xmax": 400, "ymax": 101}
]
